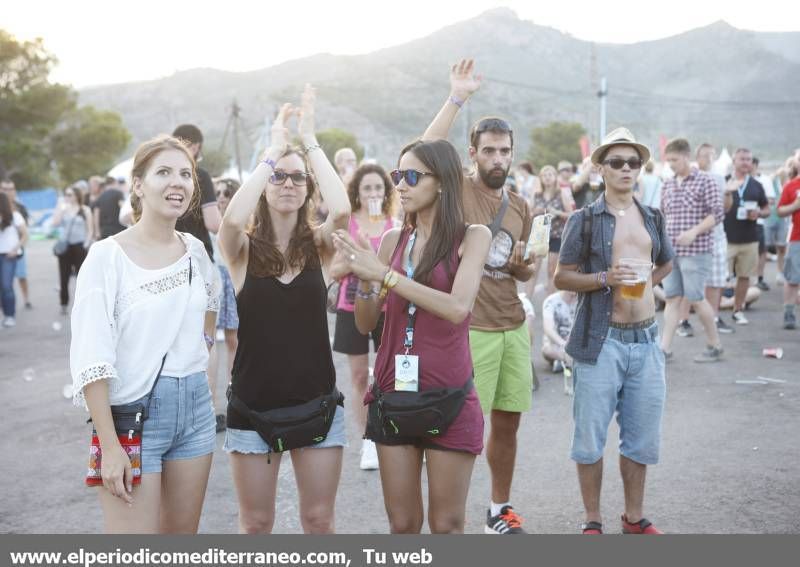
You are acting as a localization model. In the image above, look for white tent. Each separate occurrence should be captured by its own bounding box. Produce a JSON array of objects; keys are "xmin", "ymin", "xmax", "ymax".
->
[
  {"xmin": 107, "ymin": 157, "xmax": 134, "ymax": 184},
  {"xmin": 712, "ymin": 148, "xmax": 732, "ymax": 177}
]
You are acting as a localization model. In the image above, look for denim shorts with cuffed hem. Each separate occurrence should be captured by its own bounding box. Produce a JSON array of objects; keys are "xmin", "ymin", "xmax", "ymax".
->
[
  {"xmin": 662, "ymin": 253, "xmax": 711, "ymax": 302},
  {"xmin": 140, "ymin": 372, "xmax": 217, "ymax": 474},
  {"xmin": 223, "ymin": 405, "xmax": 347, "ymax": 454},
  {"xmin": 571, "ymin": 323, "xmax": 666, "ymax": 466}
]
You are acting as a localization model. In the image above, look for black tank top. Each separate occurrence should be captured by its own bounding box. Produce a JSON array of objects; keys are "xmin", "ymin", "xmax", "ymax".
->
[{"xmin": 227, "ymin": 265, "xmax": 337, "ymax": 431}]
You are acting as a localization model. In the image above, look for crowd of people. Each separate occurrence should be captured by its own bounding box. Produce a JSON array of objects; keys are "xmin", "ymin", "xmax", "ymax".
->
[{"xmin": 3, "ymin": 57, "xmax": 796, "ymax": 535}]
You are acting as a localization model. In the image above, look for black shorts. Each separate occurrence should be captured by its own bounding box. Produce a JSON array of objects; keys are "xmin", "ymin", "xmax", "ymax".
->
[
  {"xmin": 332, "ymin": 309, "xmax": 385, "ymax": 355},
  {"xmin": 549, "ymin": 237, "xmax": 562, "ymax": 254}
]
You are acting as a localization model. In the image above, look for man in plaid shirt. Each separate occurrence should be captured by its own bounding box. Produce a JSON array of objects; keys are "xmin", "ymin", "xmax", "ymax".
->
[{"xmin": 659, "ymin": 139, "xmax": 725, "ymax": 362}]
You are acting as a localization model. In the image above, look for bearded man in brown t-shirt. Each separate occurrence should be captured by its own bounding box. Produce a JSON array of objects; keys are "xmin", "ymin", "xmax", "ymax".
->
[{"xmin": 422, "ymin": 59, "xmax": 542, "ymax": 535}]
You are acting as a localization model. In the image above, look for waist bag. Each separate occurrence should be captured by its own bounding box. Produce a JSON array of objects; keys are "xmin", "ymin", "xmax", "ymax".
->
[
  {"xmin": 227, "ymin": 386, "xmax": 343, "ymax": 453},
  {"xmin": 370, "ymin": 377, "xmax": 473, "ymax": 438}
]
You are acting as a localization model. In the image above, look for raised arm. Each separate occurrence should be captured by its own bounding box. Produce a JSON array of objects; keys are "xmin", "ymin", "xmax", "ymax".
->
[
  {"xmin": 421, "ymin": 59, "xmax": 482, "ymax": 142},
  {"xmin": 218, "ymin": 104, "xmax": 292, "ymax": 269},
  {"xmin": 301, "ymin": 85, "xmax": 350, "ymax": 255}
]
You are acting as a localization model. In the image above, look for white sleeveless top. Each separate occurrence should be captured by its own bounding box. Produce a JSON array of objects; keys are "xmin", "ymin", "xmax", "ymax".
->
[{"xmin": 69, "ymin": 233, "xmax": 220, "ymax": 409}]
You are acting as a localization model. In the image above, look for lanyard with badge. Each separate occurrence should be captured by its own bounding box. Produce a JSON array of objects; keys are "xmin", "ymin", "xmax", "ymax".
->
[
  {"xmin": 735, "ymin": 175, "xmax": 752, "ymax": 220},
  {"xmin": 395, "ymin": 230, "xmax": 420, "ymax": 392}
]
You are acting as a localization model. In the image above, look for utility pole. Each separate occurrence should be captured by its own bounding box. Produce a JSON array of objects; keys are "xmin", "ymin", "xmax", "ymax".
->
[
  {"xmin": 220, "ymin": 100, "xmax": 244, "ymax": 182},
  {"xmin": 598, "ymin": 77, "xmax": 608, "ymax": 141}
]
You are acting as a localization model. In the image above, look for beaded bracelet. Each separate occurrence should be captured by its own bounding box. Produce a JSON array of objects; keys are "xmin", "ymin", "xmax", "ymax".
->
[
  {"xmin": 303, "ymin": 143, "xmax": 322, "ymax": 154},
  {"xmin": 356, "ymin": 288, "xmax": 377, "ymax": 300}
]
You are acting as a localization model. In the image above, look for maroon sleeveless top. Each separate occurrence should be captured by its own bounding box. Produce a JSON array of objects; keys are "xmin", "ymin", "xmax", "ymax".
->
[{"xmin": 367, "ymin": 228, "xmax": 484, "ymax": 455}]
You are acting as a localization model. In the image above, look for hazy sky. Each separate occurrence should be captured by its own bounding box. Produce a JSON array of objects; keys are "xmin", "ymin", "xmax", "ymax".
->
[{"xmin": 5, "ymin": 0, "xmax": 797, "ymax": 88}]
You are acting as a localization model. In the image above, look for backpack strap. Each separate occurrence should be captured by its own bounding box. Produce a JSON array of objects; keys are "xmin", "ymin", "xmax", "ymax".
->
[{"xmin": 487, "ymin": 189, "xmax": 510, "ymax": 238}]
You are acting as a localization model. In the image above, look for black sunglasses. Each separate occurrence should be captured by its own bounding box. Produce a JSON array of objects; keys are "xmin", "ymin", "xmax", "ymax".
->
[
  {"xmin": 602, "ymin": 158, "xmax": 644, "ymax": 170},
  {"xmin": 390, "ymin": 169, "xmax": 436, "ymax": 187},
  {"xmin": 270, "ymin": 170, "xmax": 310, "ymax": 185}
]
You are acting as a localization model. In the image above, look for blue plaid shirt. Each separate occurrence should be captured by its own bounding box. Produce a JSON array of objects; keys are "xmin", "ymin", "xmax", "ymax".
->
[{"xmin": 558, "ymin": 197, "xmax": 674, "ymax": 364}]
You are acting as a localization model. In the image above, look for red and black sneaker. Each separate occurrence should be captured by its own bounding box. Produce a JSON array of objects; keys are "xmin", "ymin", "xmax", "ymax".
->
[
  {"xmin": 485, "ymin": 506, "xmax": 526, "ymax": 534},
  {"xmin": 581, "ymin": 521, "xmax": 603, "ymax": 534},
  {"xmin": 621, "ymin": 514, "xmax": 663, "ymax": 534}
]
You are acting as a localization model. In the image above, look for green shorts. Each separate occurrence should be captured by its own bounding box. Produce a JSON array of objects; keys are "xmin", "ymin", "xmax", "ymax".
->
[{"xmin": 470, "ymin": 323, "xmax": 533, "ymax": 414}]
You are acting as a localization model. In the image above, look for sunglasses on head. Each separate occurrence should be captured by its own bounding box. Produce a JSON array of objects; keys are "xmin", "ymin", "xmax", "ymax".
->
[
  {"xmin": 269, "ymin": 170, "xmax": 310, "ymax": 185},
  {"xmin": 216, "ymin": 188, "xmax": 232, "ymax": 198},
  {"xmin": 390, "ymin": 169, "xmax": 436, "ymax": 187},
  {"xmin": 602, "ymin": 157, "xmax": 644, "ymax": 170}
]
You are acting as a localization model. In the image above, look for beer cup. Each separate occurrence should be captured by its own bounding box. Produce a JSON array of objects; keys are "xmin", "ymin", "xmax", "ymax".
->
[{"xmin": 619, "ymin": 258, "xmax": 652, "ymax": 300}]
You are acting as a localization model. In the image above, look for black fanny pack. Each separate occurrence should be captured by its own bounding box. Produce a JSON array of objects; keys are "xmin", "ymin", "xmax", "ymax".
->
[
  {"xmin": 369, "ymin": 376, "xmax": 473, "ymax": 438},
  {"xmin": 227, "ymin": 387, "xmax": 343, "ymax": 453}
]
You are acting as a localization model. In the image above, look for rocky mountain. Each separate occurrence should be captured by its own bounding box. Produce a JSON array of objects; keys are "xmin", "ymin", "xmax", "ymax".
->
[{"xmin": 79, "ymin": 8, "xmax": 800, "ymax": 168}]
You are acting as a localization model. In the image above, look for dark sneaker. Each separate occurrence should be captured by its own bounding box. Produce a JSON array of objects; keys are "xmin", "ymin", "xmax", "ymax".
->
[
  {"xmin": 215, "ymin": 414, "xmax": 227, "ymax": 433},
  {"xmin": 715, "ymin": 317, "xmax": 734, "ymax": 334},
  {"xmin": 676, "ymin": 320, "xmax": 694, "ymax": 337},
  {"xmin": 581, "ymin": 521, "xmax": 603, "ymax": 534},
  {"xmin": 621, "ymin": 514, "xmax": 663, "ymax": 534},
  {"xmin": 485, "ymin": 506, "xmax": 526, "ymax": 534},
  {"xmin": 662, "ymin": 350, "xmax": 673, "ymax": 363},
  {"xmin": 784, "ymin": 311, "xmax": 797, "ymax": 330},
  {"xmin": 693, "ymin": 345, "xmax": 723, "ymax": 363},
  {"xmin": 756, "ymin": 280, "xmax": 770, "ymax": 292},
  {"xmin": 25, "ymin": 302, "xmax": 33, "ymax": 310},
  {"xmin": 552, "ymin": 359, "xmax": 564, "ymax": 373}
]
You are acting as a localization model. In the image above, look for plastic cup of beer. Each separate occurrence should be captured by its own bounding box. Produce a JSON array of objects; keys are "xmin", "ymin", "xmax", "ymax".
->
[
  {"xmin": 367, "ymin": 198, "xmax": 383, "ymax": 222},
  {"xmin": 618, "ymin": 258, "xmax": 652, "ymax": 300}
]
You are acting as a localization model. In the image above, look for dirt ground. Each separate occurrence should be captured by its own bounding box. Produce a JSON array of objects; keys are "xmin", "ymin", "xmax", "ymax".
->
[{"xmin": 1, "ymin": 239, "xmax": 798, "ymax": 533}]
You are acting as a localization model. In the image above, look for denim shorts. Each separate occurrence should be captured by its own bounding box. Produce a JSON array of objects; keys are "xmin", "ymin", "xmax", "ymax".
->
[
  {"xmin": 139, "ymin": 372, "xmax": 216, "ymax": 474},
  {"xmin": 223, "ymin": 405, "xmax": 347, "ymax": 454},
  {"xmin": 662, "ymin": 253, "xmax": 711, "ymax": 302},
  {"xmin": 571, "ymin": 323, "xmax": 666, "ymax": 466}
]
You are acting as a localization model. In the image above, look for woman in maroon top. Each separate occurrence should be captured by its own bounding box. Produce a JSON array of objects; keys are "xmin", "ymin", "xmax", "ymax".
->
[{"xmin": 332, "ymin": 139, "xmax": 491, "ymax": 534}]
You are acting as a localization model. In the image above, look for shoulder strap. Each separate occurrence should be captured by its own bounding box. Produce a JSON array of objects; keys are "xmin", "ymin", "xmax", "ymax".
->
[
  {"xmin": 487, "ymin": 189, "xmax": 509, "ymax": 237},
  {"xmin": 580, "ymin": 208, "xmax": 593, "ymax": 272}
]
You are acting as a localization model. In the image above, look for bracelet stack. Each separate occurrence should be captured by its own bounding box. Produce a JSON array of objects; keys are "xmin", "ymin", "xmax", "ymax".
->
[
  {"xmin": 596, "ymin": 271, "xmax": 608, "ymax": 289},
  {"xmin": 378, "ymin": 270, "xmax": 400, "ymax": 300},
  {"xmin": 356, "ymin": 288, "xmax": 377, "ymax": 300}
]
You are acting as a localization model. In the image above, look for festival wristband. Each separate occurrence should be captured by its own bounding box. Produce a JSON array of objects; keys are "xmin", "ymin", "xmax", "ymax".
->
[
  {"xmin": 449, "ymin": 95, "xmax": 465, "ymax": 108},
  {"xmin": 262, "ymin": 157, "xmax": 277, "ymax": 169}
]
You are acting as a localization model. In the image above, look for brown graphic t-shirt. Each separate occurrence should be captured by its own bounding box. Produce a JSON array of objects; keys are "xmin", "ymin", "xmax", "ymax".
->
[{"xmin": 462, "ymin": 176, "xmax": 532, "ymax": 331}]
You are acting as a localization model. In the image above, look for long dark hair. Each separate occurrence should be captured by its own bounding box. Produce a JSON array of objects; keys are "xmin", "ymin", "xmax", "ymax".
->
[
  {"xmin": 397, "ymin": 139, "xmax": 465, "ymax": 285},
  {"xmin": 67, "ymin": 186, "xmax": 87, "ymax": 220},
  {"xmin": 0, "ymin": 193, "xmax": 12, "ymax": 230},
  {"xmin": 248, "ymin": 147, "xmax": 319, "ymax": 277}
]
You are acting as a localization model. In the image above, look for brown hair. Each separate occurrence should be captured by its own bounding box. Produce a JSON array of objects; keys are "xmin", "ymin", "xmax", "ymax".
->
[
  {"xmin": 665, "ymin": 138, "xmax": 691, "ymax": 155},
  {"xmin": 469, "ymin": 117, "xmax": 514, "ymax": 150},
  {"xmin": 247, "ymin": 147, "xmax": 319, "ymax": 278},
  {"xmin": 397, "ymin": 139, "xmax": 465, "ymax": 285},
  {"xmin": 347, "ymin": 163, "xmax": 396, "ymax": 216},
  {"xmin": 129, "ymin": 135, "xmax": 199, "ymax": 223}
]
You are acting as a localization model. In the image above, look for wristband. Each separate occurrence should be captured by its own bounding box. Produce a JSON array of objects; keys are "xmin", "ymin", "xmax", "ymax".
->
[
  {"xmin": 262, "ymin": 157, "xmax": 277, "ymax": 169},
  {"xmin": 597, "ymin": 271, "xmax": 608, "ymax": 289},
  {"xmin": 449, "ymin": 95, "xmax": 465, "ymax": 108},
  {"xmin": 203, "ymin": 332, "xmax": 214, "ymax": 349},
  {"xmin": 303, "ymin": 143, "xmax": 322, "ymax": 154},
  {"xmin": 356, "ymin": 288, "xmax": 377, "ymax": 300}
]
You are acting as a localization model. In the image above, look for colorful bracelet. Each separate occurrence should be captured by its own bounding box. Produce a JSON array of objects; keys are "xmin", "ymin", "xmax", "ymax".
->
[
  {"xmin": 597, "ymin": 271, "xmax": 608, "ymax": 288},
  {"xmin": 356, "ymin": 286, "xmax": 377, "ymax": 300},
  {"xmin": 203, "ymin": 332, "xmax": 214, "ymax": 349}
]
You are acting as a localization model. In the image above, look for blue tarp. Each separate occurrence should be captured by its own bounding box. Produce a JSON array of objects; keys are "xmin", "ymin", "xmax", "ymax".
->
[{"xmin": 17, "ymin": 188, "xmax": 59, "ymax": 212}]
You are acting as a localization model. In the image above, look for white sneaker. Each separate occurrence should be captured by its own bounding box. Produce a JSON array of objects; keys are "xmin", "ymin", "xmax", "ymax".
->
[
  {"xmin": 2, "ymin": 317, "xmax": 16, "ymax": 327},
  {"xmin": 732, "ymin": 311, "xmax": 749, "ymax": 325},
  {"xmin": 776, "ymin": 272, "xmax": 786, "ymax": 285},
  {"xmin": 359, "ymin": 439, "xmax": 379, "ymax": 470}
]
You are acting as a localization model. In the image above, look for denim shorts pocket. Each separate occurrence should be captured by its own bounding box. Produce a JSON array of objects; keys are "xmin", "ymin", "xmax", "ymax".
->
[{"xmin": 191, "ymin": 382, "xmax": 213, "ymax": 432}]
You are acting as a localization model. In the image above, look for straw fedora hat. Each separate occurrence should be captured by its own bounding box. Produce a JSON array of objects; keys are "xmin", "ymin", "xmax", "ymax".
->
[{"xmin": 590, "ymin": 127, "xmax": 651, "ymax": 166}]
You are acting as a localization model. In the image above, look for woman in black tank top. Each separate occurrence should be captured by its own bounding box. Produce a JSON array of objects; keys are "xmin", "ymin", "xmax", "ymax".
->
[{"xmin": 217, "ymin": 86, "xmax": 351, "ymax": 534}]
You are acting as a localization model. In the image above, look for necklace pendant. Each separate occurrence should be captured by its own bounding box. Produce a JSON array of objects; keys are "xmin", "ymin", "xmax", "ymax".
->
[{"xmin": 618, "ymin": 210, "xmax": 625, "ymax": 216}]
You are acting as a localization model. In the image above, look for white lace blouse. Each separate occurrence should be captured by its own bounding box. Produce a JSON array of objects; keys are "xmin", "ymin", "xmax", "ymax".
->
[{"xmin": 70, "ymin": 233, "xmax": 220, "ymax": 409}]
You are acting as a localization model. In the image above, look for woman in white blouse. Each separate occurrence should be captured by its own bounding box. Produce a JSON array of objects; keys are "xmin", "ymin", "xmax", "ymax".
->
[{"xmin": 70, "ymin": 135, "xmax": 220, "ymax": 533}]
